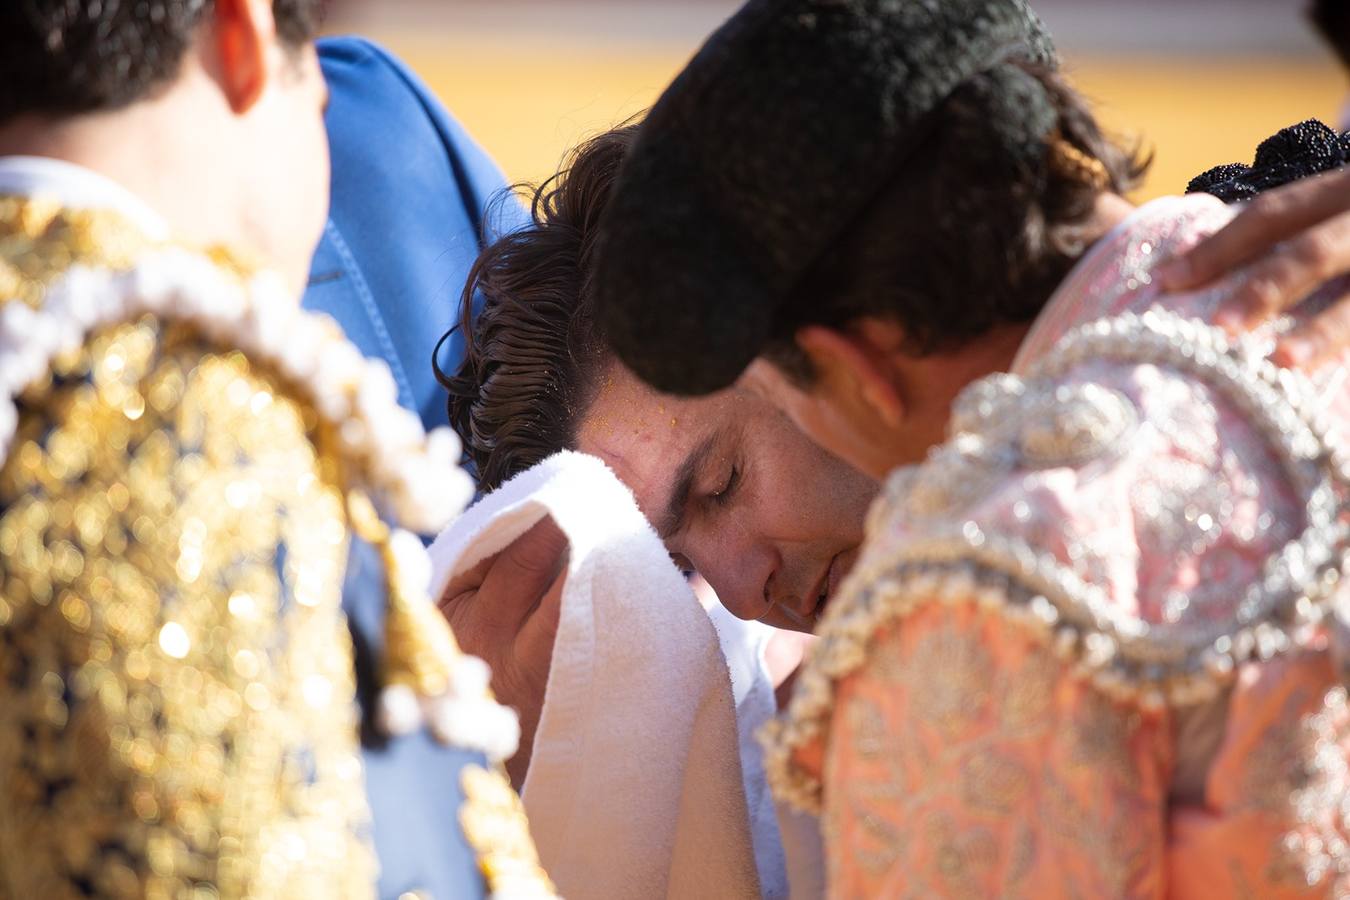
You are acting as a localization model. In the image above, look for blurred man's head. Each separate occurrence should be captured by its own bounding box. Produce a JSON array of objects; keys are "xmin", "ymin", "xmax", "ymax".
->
[
  {"xmin": 593, "ymin": 0, "xmax": 1143, "ymax": 479},
  {"xmin": 1312, "ymin": 0, "xmax": 1350, "ymax": 72},
  {"xmin": 0, "ymin": 0, "xmax": 330, "ymax": 293},
  {"xmin": 735, "ymin": 62, "xmax": 1142, "ymax": 479},
  {"xmin": 444, "ymin": 125, "xmax": 875, "ymax": 633}
]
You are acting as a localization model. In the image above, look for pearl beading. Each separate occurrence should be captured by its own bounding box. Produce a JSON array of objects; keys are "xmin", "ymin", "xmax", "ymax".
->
[{"xmin": 0, "ymin": 250, "xmax": 474, "ymax": 533}]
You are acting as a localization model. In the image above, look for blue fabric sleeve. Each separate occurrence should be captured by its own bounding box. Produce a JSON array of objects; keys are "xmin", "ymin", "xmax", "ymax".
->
[{"xmin": 304, "ymin": 35, "xmax": 526, "ymax": 431}]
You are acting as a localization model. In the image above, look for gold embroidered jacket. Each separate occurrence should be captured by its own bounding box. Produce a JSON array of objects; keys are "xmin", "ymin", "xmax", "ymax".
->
[{"xmin": 0, "ymin": 197, "xmax": 553, "ymax": 899}]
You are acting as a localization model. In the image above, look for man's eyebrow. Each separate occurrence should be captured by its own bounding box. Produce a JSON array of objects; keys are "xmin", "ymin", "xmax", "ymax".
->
[{"xmin": 657, "ymin": 434, "xmax": 716, "ymax": 540}]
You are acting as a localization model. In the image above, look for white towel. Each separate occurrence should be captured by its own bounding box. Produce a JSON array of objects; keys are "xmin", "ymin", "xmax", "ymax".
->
[
  {"xmin": 705, "ymin": 606, "xmax": 823, "ymax": 900},
  {"xmin": 429, "ymin": 451, "xmax": 763, "ymax": 899}
]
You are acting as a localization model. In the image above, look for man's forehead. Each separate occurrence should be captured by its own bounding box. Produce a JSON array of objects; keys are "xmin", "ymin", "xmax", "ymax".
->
[{"xmin": 575, "ymin": 365, "xmax": 730, "ymax": 519}]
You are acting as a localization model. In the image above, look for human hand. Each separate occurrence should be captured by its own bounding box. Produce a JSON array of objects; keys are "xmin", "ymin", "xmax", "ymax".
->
[
  {"xmin": 438, "ymin": 517, "xmax": 569, "ymax": 788},
  {"xmin": 1157, "ymin": 167, "xmax": 1350, "ymax": 369}
]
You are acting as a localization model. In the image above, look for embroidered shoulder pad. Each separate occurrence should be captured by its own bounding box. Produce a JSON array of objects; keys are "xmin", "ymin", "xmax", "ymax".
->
[
  {"xmin": 766, "ymin": 309, "xmax": 1350, "ymax": 812},
  {"xmin": 0, "ymin": 251, "xmax": 525, "ymax": 760},
  {"xmin": 0, "ymin": 250, "xmax": 471, "ymax": 531}
]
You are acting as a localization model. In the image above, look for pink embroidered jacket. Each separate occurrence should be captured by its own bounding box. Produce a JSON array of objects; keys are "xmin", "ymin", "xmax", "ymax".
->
[{"xmin": 766, "ymin": 194, "xmax": 1350, "ymax": 898}]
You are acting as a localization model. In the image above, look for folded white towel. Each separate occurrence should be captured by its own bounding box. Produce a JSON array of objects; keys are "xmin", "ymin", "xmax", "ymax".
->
[
  {"xmin": 429, "ymin": 451, "xmax": 763, "ymax": 899},
  {"xmin": 705, "ymin": 606, "xmax": 823, "ymax": 900}
]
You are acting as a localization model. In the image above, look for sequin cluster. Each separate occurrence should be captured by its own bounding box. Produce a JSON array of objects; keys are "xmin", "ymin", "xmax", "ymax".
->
[
  {"xmin": 0, "ymin": 316, "xmax": 374, "ymax": 897},
  {"xmin": 0, "ymin": 197, "xmax": 533, "ymax": 897},
  {"xmin": 0, "ymin": 215, "xmax": 522, "ymax": 759},
  {"xmin": 0, "ymin": 249, "xmax": 472, "ymax": 534},
  {"xmin": 0, "ymin": 195, "xmax": 154, "ymax": 311},
  {"xmin": 460, "ymin": 766, "xmax": 560, "ymax": 900}
]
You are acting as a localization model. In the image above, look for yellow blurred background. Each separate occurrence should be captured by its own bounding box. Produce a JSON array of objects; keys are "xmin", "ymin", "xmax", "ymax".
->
[{"xmin": 331, "ymin": 1, "xmax": 1345, "ymax": 202}]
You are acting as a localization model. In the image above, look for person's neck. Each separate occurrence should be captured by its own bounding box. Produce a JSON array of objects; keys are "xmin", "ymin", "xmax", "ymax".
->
[
  {"xmin": 890, "ymin": 321, "xmax": 1031, "ymax": 466},
  {"xmin": 886, "ymin": 192, "xmax": 1135, "ymax": 470},
  {"xmin": 1081, "ymin": 192, "xmax": 1135, "ymax": 254},
  {"xmin": 0, "ymin": 86, "xmax": 242, "ymax": 252}
]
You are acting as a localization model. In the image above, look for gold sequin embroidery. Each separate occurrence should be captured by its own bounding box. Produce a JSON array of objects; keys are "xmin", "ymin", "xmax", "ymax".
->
[
  {"xmin": 460, "ymin": 765, "xmax": 559, "ymax": 899},
  {"xmin": 0, "ymin": 194, "xmax": 256, "ymax": 315},
  {"xmin": 0, "ymin": 195, "xmax": 152, "ymax": 310},
  {"xmin": 0, "ymin": 316, "xmax": 374, "ymax": 898}
]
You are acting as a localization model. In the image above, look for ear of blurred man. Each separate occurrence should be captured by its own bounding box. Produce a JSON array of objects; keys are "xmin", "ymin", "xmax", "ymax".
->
[
  {"xmin": 210, "ymin": 0, "xmax": 277, "ymax": 114},
  {"xmin": 743, "ymin": 321, "xmax": 910, "ymax": 481},
  {"xmin": 194, "ymin": 0, "xmax": 330, "ymax": 295}
]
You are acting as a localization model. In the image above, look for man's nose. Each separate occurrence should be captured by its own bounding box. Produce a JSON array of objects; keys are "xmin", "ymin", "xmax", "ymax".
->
[{"xmin": 696, "ymin": 538, "xmax": 777, "ymax": 621}]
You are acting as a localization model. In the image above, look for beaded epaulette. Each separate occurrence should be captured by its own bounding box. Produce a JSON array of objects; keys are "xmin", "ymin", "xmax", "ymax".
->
[
  {"xmin": 0, "ymin": 198, "xmax": 549, "ymax": 897},
  {"xmin": 0, "ymin": 198, "xmax": 524, "ymax": 756},
  {"xmin": 766, "ymin": 308, "xmax": 1350, "ymax": 813}
]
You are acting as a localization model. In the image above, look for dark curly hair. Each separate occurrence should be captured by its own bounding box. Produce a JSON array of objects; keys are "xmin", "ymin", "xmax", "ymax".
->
[
  {"xmin": 441, "ymin": 123, "xmax": 641, "ymax": 493},
  {"xmin": 0, "ymin": 0, "xmax": 325, "ymax": 125},
  {"xmin": 444, "ymin": 63, "xmax": 1143, "ymax": 486},
  {"xmin": 763, "ymin": 61, "xmax": 1149, "ymax": 380}
]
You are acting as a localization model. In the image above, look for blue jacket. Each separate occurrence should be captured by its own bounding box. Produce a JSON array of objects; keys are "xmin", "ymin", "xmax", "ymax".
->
[
  {"xmin": 306, "ymin": 36, "xmax": 523, "ymax": 431},
  {"xmin": 305, "ymin": 36, "xmax": 522, "ymax": 899}
]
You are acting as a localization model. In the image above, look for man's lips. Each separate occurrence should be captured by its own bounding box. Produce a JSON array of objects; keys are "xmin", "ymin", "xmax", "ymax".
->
[
  {"xmin": 806, "ymin": 552, "xmax": 843, "ymax": 623},
  {"xmin": 817, "ymin": 548, "xmax": 861, "ymax": 620},
  {"xmin": 768, "ymin": 548, "xmax": 859, "ymax": 632}
]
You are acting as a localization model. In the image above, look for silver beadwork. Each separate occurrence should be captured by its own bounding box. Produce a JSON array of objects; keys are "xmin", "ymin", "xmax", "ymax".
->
[
  {"xmin": 1017, "ymin": 382, "xmax": 1137, "ymax": 469},
  {"xmin": 767, "ymin": 307, "xmax": 1350, "ymax": 811}
]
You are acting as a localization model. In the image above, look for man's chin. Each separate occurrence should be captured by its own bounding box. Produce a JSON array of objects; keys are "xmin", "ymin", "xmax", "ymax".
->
[{"xmin": 762, "ymin": 605, "xmax": 820, "ymax": 634}]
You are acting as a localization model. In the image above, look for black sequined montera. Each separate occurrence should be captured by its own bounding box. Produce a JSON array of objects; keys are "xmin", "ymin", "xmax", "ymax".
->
[{"xmin": 1187, "ymin": 119, "xmax": 1350, "ymax": 203}]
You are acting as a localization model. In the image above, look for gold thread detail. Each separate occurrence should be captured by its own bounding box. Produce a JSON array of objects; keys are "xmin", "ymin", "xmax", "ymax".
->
[
  {"xmin": 0, "ymin": 194, "xmax": 255, "ymax": 311},
  {"xmin": 347, "ymin": 486, "xmax": 462, "ymax": 699},
  {"xmin": 460, "ymin": 765, "xmax": 559, "ymax": 899},
  {"xmin": 0, "ymin": 317, "xmax": 374, "ymax": 897},
  {"xmin": 0, "ymin": 198, "xmax": 372, "ymax": 897}
]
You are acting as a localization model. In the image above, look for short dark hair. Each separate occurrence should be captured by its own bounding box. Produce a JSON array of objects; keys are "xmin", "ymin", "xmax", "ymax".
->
[
  {"xmin": 763, "ymin": 61, "xmax": 1148, "ymax": 381},
  {"xmin": 0, "ymin": 1, "xmax": 325, "ymax": 125},
  {"xmin": 441, "ymin": 123, "xmax": 640, "ymax": 493}
]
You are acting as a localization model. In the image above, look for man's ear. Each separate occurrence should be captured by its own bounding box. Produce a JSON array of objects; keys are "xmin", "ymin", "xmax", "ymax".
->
[
  {"xmin": 796, "ymin": 322, "xmax": 905, "ymax": 428},
  {"xmin": 211, "ymin": 0, "xmax": 278, "ymax": 114}
]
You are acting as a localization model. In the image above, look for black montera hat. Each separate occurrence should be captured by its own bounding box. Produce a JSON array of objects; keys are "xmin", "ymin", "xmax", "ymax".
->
[{"xmin": 594, "ymin": 0, "xmax": 1058, "ymax": 395}]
